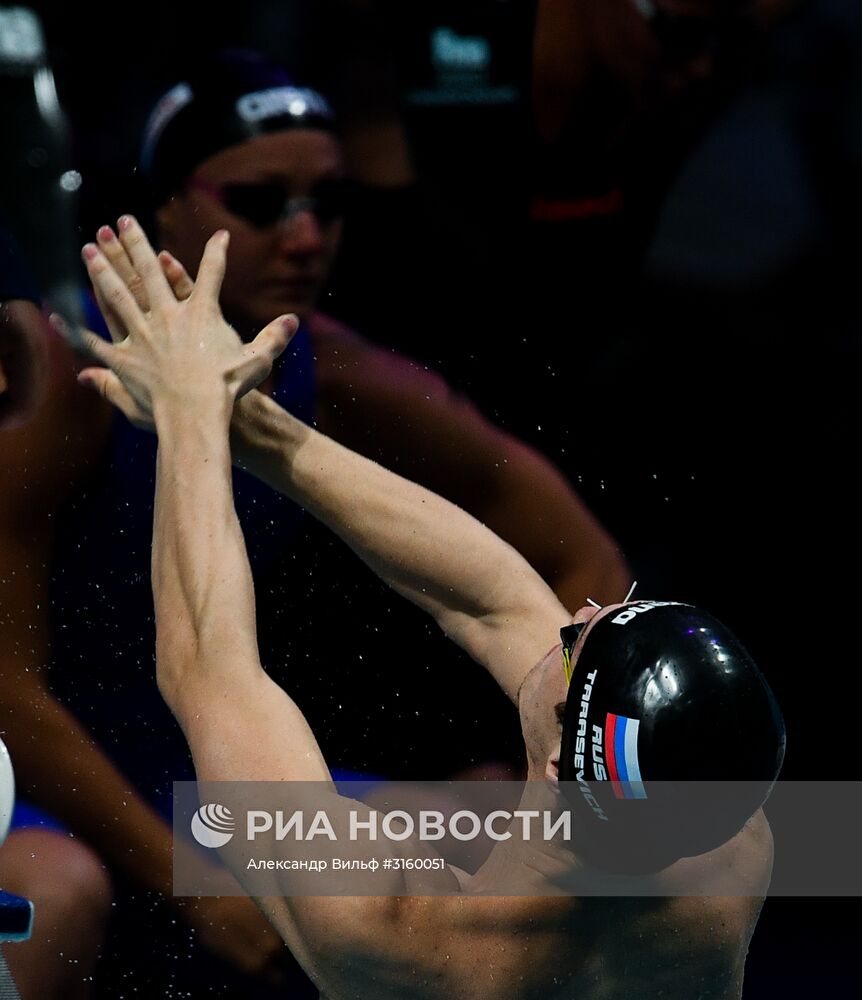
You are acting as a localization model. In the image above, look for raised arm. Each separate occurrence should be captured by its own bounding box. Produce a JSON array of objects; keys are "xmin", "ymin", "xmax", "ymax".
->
[
  {"xmin": 231, "ymin": 389, "xmax": 572, "ymax": 701},
  {"xmin": 308, "ymin": 315, "xmax": 630, "ymax": 616},
  {"xmin": 70, "ymin": 220, "xmax": 468, "ymax": 983},
  {"xmin": 150, "ymin": 373, "xmax": 335, "ymax": 785},
  {"xmin": 71, "ymin": 221, "xmax": 333, "ymax": 792},
  {"xmin": 0, "ymin": 327, "xmax": 287, "ymax": 978},
  {"xmin": 72, "ymin": 225, "xmax": 575, "ymax": 702}
]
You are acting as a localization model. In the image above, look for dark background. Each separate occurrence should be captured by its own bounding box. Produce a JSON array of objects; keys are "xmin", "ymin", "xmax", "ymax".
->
[{"xmin": 3, "ymin": 0, "xmax": 860, "ymax": 995}]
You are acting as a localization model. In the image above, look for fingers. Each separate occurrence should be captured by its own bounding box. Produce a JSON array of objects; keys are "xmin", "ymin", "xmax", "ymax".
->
[
  {"xmin": 193, "ymin": 229, "xmax": 229, "ymax": 304},
  {"xmin": 91, "ymin": 281, "xmax": 128, "ymax": 346},
  {"xmin": 77, "ymin": 367, "xmax": 142, "ymax": 422},
  {"xmin": 249, "ymin": 314, "xmax": 298, "ymax": 364},
  {"xmin": 116, "ymin": 215, "xmax": 174, "ymax": 309},
  {"xmin": 49, "ymin": 313, "xmax": 118, "ymax": 369},
  {"xmin": 96, "ymin": 225, "xmax": 150, "ymax": 316},
  {"xmin": 81, "ymin": 244, "xmax": 145, "ymax": 337},
  {"xmin": 233, "ymin": 315, "xmax": 298, "ymax": 396},
  {"xmin": 96, "ymin": 222, "xmax": 195, "ymax": 310},
  {"xmin": 158, "ymin": 250, "xmax": 195, "ymax": 301}
]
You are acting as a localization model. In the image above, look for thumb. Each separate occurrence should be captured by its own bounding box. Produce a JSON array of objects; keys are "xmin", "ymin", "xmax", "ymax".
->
[
  {"xmin": 78, "ymin": 367, "xmax": 144, "ymax": 424},
  {"xmin": 158, "ymin": 250, "xmax": 195, "ymax": 301},
  {"xmin": 250, "ymin": 313, "xmax": 298, "ymax": 365},
  {"xmin": 50, "ymin": 313, "xmax": 118, "ymax": 368},
  {"xmin": 233, "ymin": 315, "xmax": 298, "ymax": 397}
]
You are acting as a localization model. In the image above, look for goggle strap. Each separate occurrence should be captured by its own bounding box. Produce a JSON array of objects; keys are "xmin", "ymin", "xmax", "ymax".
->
[{"xmin": 560, "ymin": 622, "xmax": 586, "ymax": 686}]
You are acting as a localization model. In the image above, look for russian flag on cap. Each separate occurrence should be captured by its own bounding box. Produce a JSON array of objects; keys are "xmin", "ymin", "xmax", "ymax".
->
[{"xmin": 605, "ymin": 713, "xmax": 647, "ymax": 799}]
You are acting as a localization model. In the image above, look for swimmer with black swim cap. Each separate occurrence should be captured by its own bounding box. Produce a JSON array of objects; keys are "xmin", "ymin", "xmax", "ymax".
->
[
  {"xmin": 141, "ymin": 50, "xmax": 338, "ymax": 209},
  {"xmin": 138, "ymin": 50, "xmax": 346, "ymax": 337},
  {"xmin": 75, "ymin": 215, "xmax": 782, "ymax": 998},
  {"xmin": 520, "ymin": 597, "xmax": 784, "ymax": 874}
]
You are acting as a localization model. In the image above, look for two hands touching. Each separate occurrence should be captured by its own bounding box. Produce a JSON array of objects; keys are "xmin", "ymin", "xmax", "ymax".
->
[
  {"xmin": 54, "ymin": 215, "xmax": 296, "ymax": 429},
  {"xmin": 53, "ymin": 217, "xmax": 296, "ymax": 985}
]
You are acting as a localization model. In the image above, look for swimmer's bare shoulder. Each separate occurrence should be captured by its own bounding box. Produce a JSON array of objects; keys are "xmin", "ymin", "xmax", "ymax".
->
[
  {"xmin": 309, "ymin": 310, "xmax": 461, "ymax": 431},
  {"xmin": 307, "ymin": 311, "xmax": 493, "ymax": 489},
  {"xmin": 634, "ymin": 809, "xmax": 773, "ymax": 1000}
]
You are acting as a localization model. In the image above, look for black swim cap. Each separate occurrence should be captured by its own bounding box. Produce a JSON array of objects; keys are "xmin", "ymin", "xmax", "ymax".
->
[
  {"xmin": 140, "ymin": 50, "xmax": 337, "ymax": 207},
  {"xmin": 559, "ymin": 602, "xmax": 785, "ymax": 872}
]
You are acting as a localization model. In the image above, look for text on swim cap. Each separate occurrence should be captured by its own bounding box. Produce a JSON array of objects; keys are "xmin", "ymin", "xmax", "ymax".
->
[
  {"xmin": 236, "ymin": 87, "xmax": 333, "ymax": 125},
  {"xmin": 574, "ymin": 669, "xmax": 608, "ymax": 821},
  {"xmin": 573, "ymin": 671, "xmax": 607, "ymax": 782},
  {"xmin": 611, "ymin": 601, "xmax": 685, "ymax": 625}
]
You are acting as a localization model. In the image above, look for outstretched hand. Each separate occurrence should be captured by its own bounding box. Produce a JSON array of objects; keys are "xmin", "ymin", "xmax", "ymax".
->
[{"xmin": 53, "ymin": 216, "xmax": 297, "ymax": 427}]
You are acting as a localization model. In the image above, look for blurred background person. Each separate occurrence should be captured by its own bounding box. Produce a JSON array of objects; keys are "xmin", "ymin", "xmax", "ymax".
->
[
  {"xmin": 1, "ymin": 34, "xmax": 627, "ymax": 999},
  {"xmin": 1, "ymin": 230, "xmax": 112, "ymax": 1000},
  {"xmin": 1, "ymin": 226, "xmax": 47, "ymax": 428},
  {"xmin": 1, "ymin": 0, "xmax": 859, "ymax": 994}
]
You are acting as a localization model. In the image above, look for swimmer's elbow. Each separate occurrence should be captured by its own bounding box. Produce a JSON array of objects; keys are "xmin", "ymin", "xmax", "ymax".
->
[
  {"xmin": 153, "ymin": 637, "xmax": 217, "ymax": 717},
  {"xmin": 154, "ymin": 651, "xmax": 190, "ymax": 715},
  {"xmin": 154, "ymin": 621, "xmax": 198, "ymax": 697}
]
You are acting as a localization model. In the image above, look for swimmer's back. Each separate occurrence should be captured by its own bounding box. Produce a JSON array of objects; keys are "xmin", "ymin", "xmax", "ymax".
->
[
  {"xmin": 285, "ymin": 813, "xmax": 771, "ymax": 1000},
  {"xmin": 311, "ymin": 893, "xmax": 761, "ymax": 1000}
]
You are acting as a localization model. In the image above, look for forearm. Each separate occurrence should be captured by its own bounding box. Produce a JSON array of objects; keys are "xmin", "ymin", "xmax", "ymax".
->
[
  {"xmin": 153, "ymin": 400, "xmax": 332, "ymax": 785},
  {"xmin": 152, "ymin": 400, "xmax": 261, "ymax": 715},
  {"xmin": 231, "ymin": 392, "xmax": 568, "ymax": 679}
]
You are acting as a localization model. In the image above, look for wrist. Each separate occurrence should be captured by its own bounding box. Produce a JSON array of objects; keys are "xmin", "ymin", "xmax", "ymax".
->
[
  {"xmin": 229, "ymin": 390, "xmax": 306, "ymax": 480},
  {"xmin": 154, "ymin": 390, "xmax": 234, "ymax": 435},
  {"xmin": 228, "ymin": 391, "xmax": 258, "ymax": 464}
]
